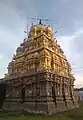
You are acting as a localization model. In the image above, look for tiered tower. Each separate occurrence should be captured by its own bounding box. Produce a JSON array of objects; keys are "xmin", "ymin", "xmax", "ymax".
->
[{"xmin": 3, "ymin": 20, "xmax": 78, "ymax": 114}]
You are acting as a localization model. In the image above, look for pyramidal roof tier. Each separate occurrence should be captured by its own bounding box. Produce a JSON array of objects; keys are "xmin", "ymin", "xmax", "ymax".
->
[
  {"xmin": 29, "ymin": 23, "xmax": 53, "ymax": 38},
  {"xmin": 4, "ymin": 21, "xmax": 73, "ymax": 80}
]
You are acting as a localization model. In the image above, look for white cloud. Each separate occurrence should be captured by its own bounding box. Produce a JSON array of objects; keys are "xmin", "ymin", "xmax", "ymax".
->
[
  {"xmin": 74, "ymin": 75, "xmax": 83, "ymax": 88},
  {"xmin": 0, "ymin": 54, "xmax": 8, "ymax": 78},
  {"xmin": 57, "ymin": 28, "xmax": 83, "ymax": 88},
  {"xmin": 0, "ymin": 54, "xmax": 4, "ymax": 60}
]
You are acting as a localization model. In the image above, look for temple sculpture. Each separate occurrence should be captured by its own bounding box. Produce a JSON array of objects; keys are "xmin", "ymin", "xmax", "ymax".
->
[{"xmin": 3, "ymin": 20, "xmax": 78, "ymax": 115}]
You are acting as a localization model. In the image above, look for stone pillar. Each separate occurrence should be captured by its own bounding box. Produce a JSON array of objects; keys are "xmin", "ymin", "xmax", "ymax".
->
[
  {"xmin": 52, "ymin": 82, "xmax": 57, "ymax": 108},
  {"xmin": 62, "ymin": 77, "xmax": 67, "ymax": 107},
  {"xmin": 69, "ymin": 78, "xmax": 75, "ymax": 105},
  {"xmin": 54, "ymin": 76, "xmax": 64, "ymax": 110},
  {"xmin": 46, "ymin": 73, "xmax": 57, "ymax": 114}
]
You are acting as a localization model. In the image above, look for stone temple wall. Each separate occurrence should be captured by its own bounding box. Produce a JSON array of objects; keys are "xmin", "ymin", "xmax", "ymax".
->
[{"xmin": 3, "ymin": 71, "xmax": 78, "ymax": 115}]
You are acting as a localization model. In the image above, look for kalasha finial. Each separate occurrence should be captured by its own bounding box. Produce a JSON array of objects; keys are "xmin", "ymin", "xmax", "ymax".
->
[
  {"xmin": 39, "ymin": 19, "xmax": 42, "ymax": 25},
  {"xmin": 32, "ymin": 23, "xmax": 33, "ymax": 26}
]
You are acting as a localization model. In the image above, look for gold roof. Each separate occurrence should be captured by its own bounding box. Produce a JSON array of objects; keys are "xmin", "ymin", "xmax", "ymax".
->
[{"xmin": 4, "ymin": 21, "xmax": 73, "ymax": 79}]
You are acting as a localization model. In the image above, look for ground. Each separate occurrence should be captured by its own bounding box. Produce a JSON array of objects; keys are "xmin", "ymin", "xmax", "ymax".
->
[{"xmin": 0, "ymin": 102, "xmax": 83, "ymax": 120}]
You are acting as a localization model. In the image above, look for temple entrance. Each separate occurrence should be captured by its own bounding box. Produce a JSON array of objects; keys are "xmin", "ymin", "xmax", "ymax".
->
[
  {"xmin": 62, "ymin": 84, "xmax": 67, "ymax": 106},
  {"xmin": 21, "ymin": 87, "xmax": 25, "ymax": 103},
  {"xmin": 52, "ymin": 84, "xmax": 57, "ymax": 107}
]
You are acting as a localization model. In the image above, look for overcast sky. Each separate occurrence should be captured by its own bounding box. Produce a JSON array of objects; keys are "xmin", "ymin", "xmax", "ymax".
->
[{"xmin": 0, "ymin": 0, "xmax": 83, "ymax": 88}]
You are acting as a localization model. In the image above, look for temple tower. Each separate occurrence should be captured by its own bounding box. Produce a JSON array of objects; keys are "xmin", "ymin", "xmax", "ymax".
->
[{"xmin": 3, "ymin": 20, "xmax": 78, "ymax": 115}]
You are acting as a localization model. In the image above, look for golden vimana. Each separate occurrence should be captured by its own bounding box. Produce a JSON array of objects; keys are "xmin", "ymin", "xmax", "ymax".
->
[
  {"xmin": 4, "ymin": 21, "xmax": 72, "ymax": 79},
  {"xmin": 3, "ymin": 20, "xmax": 78, "ymax": 115}
]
